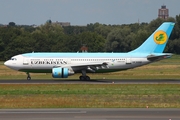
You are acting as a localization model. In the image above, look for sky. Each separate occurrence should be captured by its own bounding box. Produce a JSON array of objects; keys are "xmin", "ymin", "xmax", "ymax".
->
[{"xmin": 0, "ymin": 0, "xmax": 180, "ymax": 25}]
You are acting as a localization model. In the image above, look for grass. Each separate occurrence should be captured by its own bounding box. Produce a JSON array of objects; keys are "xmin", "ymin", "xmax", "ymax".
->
[
  {"xmin": 0, "ymin": 55, "xmax": 180, "ymax": 79},
  {"xmin": 0, "ymin": 84, "xmax": 180, "ymax": 108}
]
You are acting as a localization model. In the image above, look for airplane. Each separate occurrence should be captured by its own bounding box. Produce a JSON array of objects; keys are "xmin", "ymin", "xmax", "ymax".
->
[{"xmin": 4, "ymin": 22, "xmax": 175, "ymax": 80}]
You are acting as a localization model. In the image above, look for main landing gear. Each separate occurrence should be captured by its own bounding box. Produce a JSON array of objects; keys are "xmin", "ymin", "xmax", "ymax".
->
[
  {"xmin": 79, "ymin": 70, "xmax": 90, "ymax": 81},
  {"xmin": 26, "ymin": 72, "xmax": 31, "ymax": 80}
]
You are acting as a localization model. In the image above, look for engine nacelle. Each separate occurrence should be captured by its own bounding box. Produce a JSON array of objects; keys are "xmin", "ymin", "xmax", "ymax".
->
[{"xmin": 52, "ymin": 67, "xmax": 74, "ymax": 78}]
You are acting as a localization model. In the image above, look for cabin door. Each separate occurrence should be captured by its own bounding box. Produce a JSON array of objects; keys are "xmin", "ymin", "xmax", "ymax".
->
[
  {"xmin": 23, "ymin": 58, "xmax": 30, "ymax": 65},
  {"xmin": 126, "ymin": 58, "xmax": 132, "ymax": 64}
]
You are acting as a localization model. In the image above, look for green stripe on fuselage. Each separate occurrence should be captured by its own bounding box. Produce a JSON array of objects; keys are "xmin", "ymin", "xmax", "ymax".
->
[
  {"xmin": 19, "ymin": 69, "xmax": 127, "ymax": 73},
  {"xmin": 19, "ymin": 69, "xmax": 52, "ymax": 73}
]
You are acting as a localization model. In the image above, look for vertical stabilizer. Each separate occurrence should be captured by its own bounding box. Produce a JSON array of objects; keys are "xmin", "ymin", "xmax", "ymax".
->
[{"xmin": 130, "ymin": 22, "xmax": 175, "ymax": 53}]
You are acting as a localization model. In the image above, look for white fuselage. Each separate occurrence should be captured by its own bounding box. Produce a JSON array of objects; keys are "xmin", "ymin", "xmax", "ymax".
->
[{"xmin": 4, "ymin": 53, "xmax": 150, "ymax": 73}]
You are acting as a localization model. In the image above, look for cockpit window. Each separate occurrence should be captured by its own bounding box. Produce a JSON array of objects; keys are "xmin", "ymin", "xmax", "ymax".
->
[{"xmin": 10, "ymin": 58, "xmax": 17, "ymax": 60}]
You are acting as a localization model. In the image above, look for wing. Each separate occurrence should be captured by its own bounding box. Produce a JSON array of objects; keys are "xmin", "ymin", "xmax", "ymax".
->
[{"xmin": 55, "ymin": 62, "xmax": 109, "ymax": 72}]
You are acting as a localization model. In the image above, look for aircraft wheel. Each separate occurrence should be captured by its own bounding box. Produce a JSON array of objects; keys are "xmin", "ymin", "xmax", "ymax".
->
[
  {"xmin": 79, "ymin": 76, "xmax": 85, "ymax": 81},
  {"xmin": 79, "ymin": 76, "xmax": 90, "ymax": 81},
  {"xmin": 85, "ymin": 76, "xmax": 90, "ymax": 81},
  {"xmin": 27, "ymin": 76, "xmax": 31, "ymax": 80}
]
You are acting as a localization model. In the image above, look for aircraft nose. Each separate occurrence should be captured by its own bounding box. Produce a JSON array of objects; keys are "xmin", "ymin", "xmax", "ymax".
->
[
  {"xmin": 4, "ymin": 60, "xmax": 19, "ymax": 70},
  {"xmin": 4, "ymin": 61, "xmax": 13, "ymax": 68},
  {"xmin": 4, "ymin": 61, "xmax": 9, "ymax": 67}
]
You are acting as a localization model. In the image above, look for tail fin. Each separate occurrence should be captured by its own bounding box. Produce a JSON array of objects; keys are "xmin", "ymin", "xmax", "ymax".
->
[{"xmin": 130, "ymin": 22, "xmax": 175, "ymax": 53}]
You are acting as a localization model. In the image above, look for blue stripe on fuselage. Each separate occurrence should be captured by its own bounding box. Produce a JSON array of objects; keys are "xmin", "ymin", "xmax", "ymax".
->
[{"xmin": 22, "ymin": 52, "xmax": 150, "ymax": 58}]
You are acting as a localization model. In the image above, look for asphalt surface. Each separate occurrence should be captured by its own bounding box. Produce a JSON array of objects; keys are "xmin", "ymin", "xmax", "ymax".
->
[
  {"xmin": 0, "ymin": 79, "xmax": 180, "ymax": 84},
  {"xmin": 0, "ymin": 108, "xmax": 179, "ymax": 120}
]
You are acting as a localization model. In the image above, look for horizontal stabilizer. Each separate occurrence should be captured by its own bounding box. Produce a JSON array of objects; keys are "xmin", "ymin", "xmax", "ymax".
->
[{"xmin": 147, "ymin": 53, "xmax": 172, "ymax": 61}]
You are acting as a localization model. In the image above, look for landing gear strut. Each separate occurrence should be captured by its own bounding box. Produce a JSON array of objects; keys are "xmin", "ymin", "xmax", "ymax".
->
[
  {"xmin": 79, "ymin": 70, "xmax": 90, "ymax": 81},
  {"xmin": 26, "ymin": 72, "xmax": 31, "ymax": 80}
]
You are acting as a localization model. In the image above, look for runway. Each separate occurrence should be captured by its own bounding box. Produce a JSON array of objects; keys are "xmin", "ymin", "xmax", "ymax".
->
[
  {"xmin": 0, "ymin": 108, "xmax": 179, "ymax": 120},
  {"xmin": 0, "ymin": 79, "xmax": 180, "ymax": 84}
]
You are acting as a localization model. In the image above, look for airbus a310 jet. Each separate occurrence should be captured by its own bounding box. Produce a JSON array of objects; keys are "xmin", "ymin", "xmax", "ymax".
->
[{"xmin": 4, "ymin": 22, "xmax": 175, "ymax": 80}]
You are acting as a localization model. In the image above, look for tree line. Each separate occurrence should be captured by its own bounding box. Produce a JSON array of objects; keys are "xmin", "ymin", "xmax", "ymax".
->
[{"xmin": 0, "ymin": 15, "xmax": 180, "ymax": 61}]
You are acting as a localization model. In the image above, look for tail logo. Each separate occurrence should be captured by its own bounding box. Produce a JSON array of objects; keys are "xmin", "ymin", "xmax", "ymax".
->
[{"xmin": 154, "ymin": 30, "xmax": 168, "ymax": 44}]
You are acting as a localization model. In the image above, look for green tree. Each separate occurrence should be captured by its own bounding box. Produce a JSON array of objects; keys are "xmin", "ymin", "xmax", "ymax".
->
[
  {"xmin": 31, "ymin": 22, "xmax": 65, "ymax": 52},
  {"xmin": 78, "ymin": 32, "xmax": 106, "ymax": 52},
  {"xmin": 168, "ymin": 38, "xmax": 180, "ymax": 54},
  {"xmin": 106, "ymin": 26, "xmax": 132, "ymax": 52},
  {"xmin": 8, "ymin": 22, "xmax": 16, "ymax": 26},
  {"xmin": 131, "ymin": 29, "xmax": 150, "ymax": 50},
  {"xmin": 148, "ymin": 18, "xmax": 164, "ymax": 32},
  {"xmin": 94, "ymin": 24, "xmax": 112, "ymax": 38},
  {"xmin": 173, "ymin": 14, "xmax": 180, "ymax": 39}
]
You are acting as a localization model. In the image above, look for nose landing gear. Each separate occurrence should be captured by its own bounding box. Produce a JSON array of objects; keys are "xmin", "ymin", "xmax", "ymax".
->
[{"xmin": 26, "ymin": 72, "xmax": 31, "ymax": 80}]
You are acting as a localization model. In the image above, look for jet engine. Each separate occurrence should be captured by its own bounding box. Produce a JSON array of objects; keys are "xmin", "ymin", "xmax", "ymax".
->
[{"xmin": 52, "ymin": 67, "xmax": 74, "ymax": 78}]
